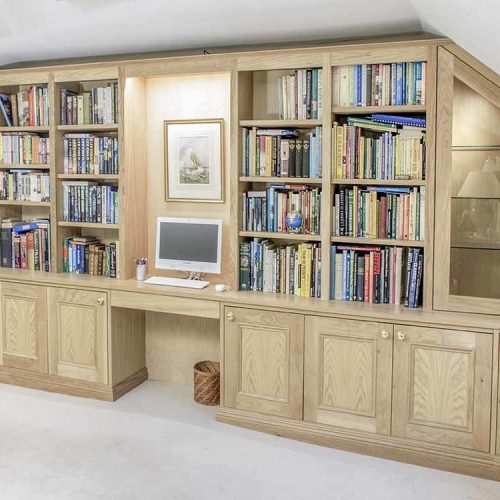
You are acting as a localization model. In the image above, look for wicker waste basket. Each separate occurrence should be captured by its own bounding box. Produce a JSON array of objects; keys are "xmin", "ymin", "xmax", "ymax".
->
[{"xmin": 193, "ymin": 361, "xmax": 220, "ymax": 406}]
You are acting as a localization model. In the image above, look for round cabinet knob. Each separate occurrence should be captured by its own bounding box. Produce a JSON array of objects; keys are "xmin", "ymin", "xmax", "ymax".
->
[
  {"xmin": 381, "ymin": 330, "xmax": 390, "ymax": 339},
  {"xmin": 226, "ymin": 312, "xmax": 235, "ymax": 322},
  {"xmin": 397, "ymin": 331, "xmax": 406, "ymax": 341},
  {"xmin": 97, "ymin": 297, "xmax": 105, "ymax": 305}
]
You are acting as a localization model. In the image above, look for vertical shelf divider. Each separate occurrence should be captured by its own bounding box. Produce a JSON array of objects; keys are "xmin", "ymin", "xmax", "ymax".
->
[{"xmin": 321, "ymin": 54, "xmax": 333, "ymax": 300}]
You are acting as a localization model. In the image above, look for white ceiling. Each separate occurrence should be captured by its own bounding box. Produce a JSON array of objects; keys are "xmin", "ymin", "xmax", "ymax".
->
[{"xmin": 1, "ymin": 0, "xmax": 499, "ymax": 72}]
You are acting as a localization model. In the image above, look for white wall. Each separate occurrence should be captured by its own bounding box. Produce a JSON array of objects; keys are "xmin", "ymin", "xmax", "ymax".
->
[{"xmin": 144, "ymin": 72, "xmax": 230, "ymax": 384}]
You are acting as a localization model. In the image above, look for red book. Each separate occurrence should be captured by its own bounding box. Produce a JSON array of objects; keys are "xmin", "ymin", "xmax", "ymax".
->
[
  {"xmin": 373, "ymin": 251, "xmax": 382, "ymax": 303},
  {"xmin": 20, "ymin": 234, "xmax": 27, "ymax": 269},
  {"xmin": 364, "ymin": 253, "xmax": 370, "ymax": 302}
]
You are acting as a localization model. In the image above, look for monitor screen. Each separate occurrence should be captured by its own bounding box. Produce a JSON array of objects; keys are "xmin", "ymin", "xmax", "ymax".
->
[{"xmin": 155, "ymin": 217, "xmax": 222, "ymax": 274}]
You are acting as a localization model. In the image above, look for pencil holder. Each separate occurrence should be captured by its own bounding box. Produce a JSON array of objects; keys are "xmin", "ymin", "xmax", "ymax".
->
[{"xmin": 136, "ymin": 264, "xmax": 146, "ymax": 281}]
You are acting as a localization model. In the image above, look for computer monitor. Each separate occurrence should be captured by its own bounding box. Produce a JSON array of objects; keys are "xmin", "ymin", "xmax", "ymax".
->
[{"xmin": 155, "ymin": 217, "xmax": 222, "ymax": 274}]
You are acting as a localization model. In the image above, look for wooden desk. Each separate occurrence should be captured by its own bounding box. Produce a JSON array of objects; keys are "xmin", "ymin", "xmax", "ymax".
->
[{"xmin": 111, "ymin": 289, "xmax": 220, "ymax": 319}]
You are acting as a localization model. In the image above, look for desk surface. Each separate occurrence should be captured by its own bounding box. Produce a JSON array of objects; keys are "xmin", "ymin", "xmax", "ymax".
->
[{"xmin": 0, "ymin": 268, "xmax": 499, "ymax": 331}]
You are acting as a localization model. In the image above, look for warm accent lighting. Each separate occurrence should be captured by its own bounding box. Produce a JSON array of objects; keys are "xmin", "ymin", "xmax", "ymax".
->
[{"xmin": 457, "ymin": 157, "xmax": 500, "ymax": 198}]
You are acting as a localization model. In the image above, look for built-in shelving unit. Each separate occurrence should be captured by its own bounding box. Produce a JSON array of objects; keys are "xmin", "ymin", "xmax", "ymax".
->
[
  {"xmin": 53, "ymin": 76, "xmax": 121, "ymax": 277},
  {"xmin": 236, "ymin": 49, "xmax": 433, "ymax": 308},
  {"xmin": 0, "ymin": 79, "xmax": 52, "ymax": 272}
]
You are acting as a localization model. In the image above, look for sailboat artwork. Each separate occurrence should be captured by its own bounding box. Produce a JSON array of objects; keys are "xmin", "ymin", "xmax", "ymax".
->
[{"xmin": 164, "ymin": 119, "xmax": 224, "ymax": 202}]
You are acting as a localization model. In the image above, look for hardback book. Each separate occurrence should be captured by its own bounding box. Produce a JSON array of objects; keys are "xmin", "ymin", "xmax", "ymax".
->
[{"xmin": 0, "ymin": 93, "xmax": 13, "ymax": 126}]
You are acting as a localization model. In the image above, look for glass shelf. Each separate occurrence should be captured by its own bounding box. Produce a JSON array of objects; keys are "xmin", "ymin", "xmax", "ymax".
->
[
  {"xmin": 453, "ymin": 145, "xmax": 500, "ymax": 151},
  {"xmin": 452, "ymin": 196, "xmax": 500, "ymax": 200},
  {"xmin": 451, "ymin": 241, "xmax": 500, "ymax": 250}
]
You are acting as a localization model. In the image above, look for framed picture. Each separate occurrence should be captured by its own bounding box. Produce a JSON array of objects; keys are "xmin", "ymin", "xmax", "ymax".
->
[{"xmin": 164, "ymin": 118, "xmax": 224, "ymax": 202}]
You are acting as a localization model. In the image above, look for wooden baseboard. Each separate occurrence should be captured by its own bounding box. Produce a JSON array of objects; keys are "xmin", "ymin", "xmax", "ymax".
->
[
  {"xmin": 112, "ymin": 367, "xmax": 148, "ymax": 400},
  {"xmin": 217, "ymin": 407, "xmax": 500, "ymax": 481},
  {"xmin": 0, "ymin": 366, "xmax": 148, "ymax": 402}
]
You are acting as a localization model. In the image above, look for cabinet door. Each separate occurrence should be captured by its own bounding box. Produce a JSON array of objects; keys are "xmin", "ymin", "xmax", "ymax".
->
[
  {"xmin": 224, "ymin": 306, "xmax": 304, "ymax": 419},
  {"xmin": 48, "ymin": 287, "xmax": 108, "ymax": 384},
  {"xmin": 434, "ymin": 47, "xmax": 500, "ymax": 314},
  {"xmin": 0, "ymin": 282, "xmax": 48, "ymax": 373},
  {"xmin": 304, "ymin": 316, "xmax": 393, "ymax": 435},
  {"xmin": 392, "ymin": 324, "xmax": 492, "ymax": 451}
]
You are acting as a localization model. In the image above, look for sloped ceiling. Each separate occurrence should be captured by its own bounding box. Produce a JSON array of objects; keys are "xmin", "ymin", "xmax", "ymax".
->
[{"xmin": 0, "ymin": 0, "xmax": 498, "ymax": 72}]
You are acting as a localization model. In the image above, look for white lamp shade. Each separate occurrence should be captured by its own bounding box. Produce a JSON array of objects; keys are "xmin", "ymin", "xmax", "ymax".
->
[{"xmin": 457, "ymin": 170, "xmax": 500, "ymax": 198}]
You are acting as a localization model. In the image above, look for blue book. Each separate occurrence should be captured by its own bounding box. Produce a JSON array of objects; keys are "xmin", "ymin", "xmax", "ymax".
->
[
  {"xmin": 0, "ymin": 93, "xmax": 13, "ymax": 126},
  {"xmin": 356, "ymin": 65, "xmax": 362, "ymax": 106},
  {"xmin": 415, "ymin": 62, "xmax": 422, "ymax": 104},
  {"xmin": 402, "ymin": 62, "xmax": 407, "ymax": 105},
  {"xmin": 390, "ymin": 63, "xmax": 397, "ymax": 105},
  {"xmin": 396, "ymin": 63, "xmax": 403, "ymax": 105},
  {"xmin": 367, "ymin": 186, "xmax": 411, "ymax": 194},
  {"xmin": 13, "ymin": 222, "xmax": 40, "ymax": 233},
  {"xmin": 408, "ymin": 248, "xmax": 420, "ymax": 308},
  {"xmin": 311, "ymin": 69, "xmax": 318, "ymax": 119},
  {"xmin": 370, "ymin": 114, "xmax": 426, "ymax": 128}
]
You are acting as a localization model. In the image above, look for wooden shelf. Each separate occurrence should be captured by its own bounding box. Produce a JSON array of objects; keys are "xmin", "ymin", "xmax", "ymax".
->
[
  {"xmin": 57, "ymin": 174, "xmax": 119, "ymax": 181},
  {"xmin": 57, "ymin": 222, "xmax": 119, "ymax": 229},
  {"xmin": 0, "ymin": 126, "xmax": 49, "ymax": 132},
  {"xmin": 332, "ymin": 179, "xmax": 426, "ymax": 186},
  {"xmin": 57, "ymin": 124, "xmax": 119, "ymax": 132},
  {"xmin": 0, "ymin": 200, "xmax": 50, "ymax": 207},
  {"xmin": 0, "ymin": 164, "xmax": 50, "ymax": 170},
  {"xmin": 331, "ymin": 236, "xmax": 425, "ymax": 247},
  {"xmin": 240, "ymin": 231, "xmax": 321, "ymax": 241},
  {"xmin": 332, "ymin": 105, "xmax": 426, "ymax": 115},
  {"xmin": 239, "ymin": 119, "xmax": 321, "ymax": 128},
  {"xmin": 240, "ymin": 176, "xmax": 322, "ymax": 184}
]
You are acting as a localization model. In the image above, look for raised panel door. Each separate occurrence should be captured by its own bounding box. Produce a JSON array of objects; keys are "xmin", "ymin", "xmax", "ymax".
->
[
  {"xmin": 0, "ymin": 282, "xmax": 48, "ymax": 373},
  {"xmin": 224, "ymin": 306, "xmax": 304, "ymax": 419},
  {"xmin": 48, "ymin": 287, "xmax": 108, "ymax": 384},
  {"xmin": 392, "ymin": 324, "xmax": 492, "ymax": 451},
  {"xmin": 304, "ymin": 316, "xmax": 393, "ymax": 434}
]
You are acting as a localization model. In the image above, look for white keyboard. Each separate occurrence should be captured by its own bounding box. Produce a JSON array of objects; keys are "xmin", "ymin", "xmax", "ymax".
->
[{"xmin": 144, "ymin": 276, "xmax": 209, "ymax": 289}]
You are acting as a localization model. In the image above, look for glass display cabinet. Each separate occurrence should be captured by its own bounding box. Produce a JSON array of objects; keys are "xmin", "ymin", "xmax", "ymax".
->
[{"xmin": 435, "ymin": 48, "xmax": 500, "ymax": 313}]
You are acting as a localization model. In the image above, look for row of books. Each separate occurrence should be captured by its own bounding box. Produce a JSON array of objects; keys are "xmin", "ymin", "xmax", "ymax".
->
[
  {"xmin": 242, "ymin": 186, "xmax": 321, "ymax": 234},
  {"xmin": 333, "ymin": 62, "xmax": 426, "ymax": 107},
  {"xmin": 0, "ymin": 219, "xmax": 51, "ymax": 272},
  {"xmin": 241, "ymin": 127, "xmax": 322, "ymax": 178},
  {"xmin": 0, "ymin": 133, "xmax": 50, "ymax": 165},
  {"xmin": 332, "ymin": 186, "xmax": 425, "ymax": 241},
  {"xmin": 0, "ymin": 171, "xmax": 50, "ymax": 202},
  {"xmin": 60, "ymin": 82, "xmax": 118, "ymax": 125},
  {"xmin": 62, "ymin": 182, "xmax": 119, "ymax": 224},
  {"xmin": 0, "ymin": 85, "xmax": 50, "ymax": 127},
  {"xmin": 330, "ymin": 245, "xmax": 423, "ymax": 307},
  {"xmin": 333, "ymin": 116, "xmax": 426, "ymax": 180},
  {"xmin": 240, "ymin": 239, "xmax": 321, "ymax": 297},
  {"xmin": 278, "ymin": 69, "xmax": 323, "ymax": 120},
  {"xmin": 62, "ymin": 236, "xmax": 118, "ymax": 277},
  {"xmin": 63, "ymin": 134, "xmax": 119, "ymax": 175}
]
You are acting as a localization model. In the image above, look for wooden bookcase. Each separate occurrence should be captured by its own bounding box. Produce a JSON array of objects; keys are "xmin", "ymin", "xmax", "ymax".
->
[
  {"xmin": 0, "ymin": 36, "xmax": 498, "ymax": 316},
  {"xmin": 52, "ymin": 73, "xmax": 121, "ymax": 274},
  {"xmin": 235, "ymin": 45, "xmax": 436, "ymax": 308},
  {"xmin": 0, "ymin": 73, "xmax": 53, "ymax": 267}
]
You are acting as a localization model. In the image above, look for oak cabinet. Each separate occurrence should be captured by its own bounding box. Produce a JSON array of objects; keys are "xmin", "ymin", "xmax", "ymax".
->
[
  {"xmin": 0, "ymin": 282, "xmax": 48, "ymax": 373},
  {"xmin": 304, "ymin": 316, "xmax": 393, "ymax": 435},
  {"xmin": 48, "ymin": 287, "xmax": 109, "ymax": 384},
  {"xmin": 434, "ymin": 47, "xmax": 500, "ymax": 314},
  {"xmin": 392, "ymin": 324, "xmax": 492, "ymax": 451},
  {"xmin": 223, "ymin": 306, "xmax": 304, "ymax": 419}
]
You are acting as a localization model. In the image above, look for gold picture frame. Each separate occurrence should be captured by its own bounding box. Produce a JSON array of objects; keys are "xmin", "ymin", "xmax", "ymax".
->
[{"xmin": 164, "ymin": 118, "xmax": 224, "ymax": 203}]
